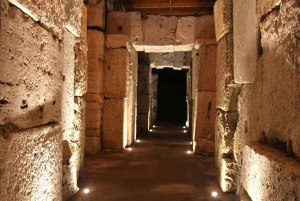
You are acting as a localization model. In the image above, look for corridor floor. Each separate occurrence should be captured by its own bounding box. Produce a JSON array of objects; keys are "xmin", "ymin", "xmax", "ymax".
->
[{"xmin": 70, "ymin": 123, "xmax": 239, "ymax": 201}]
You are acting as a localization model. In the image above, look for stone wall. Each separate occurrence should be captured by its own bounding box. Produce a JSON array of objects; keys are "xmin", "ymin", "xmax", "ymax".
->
[{"xmin": 0, "ymin": 0, "xmax": 87, "ymax": 200}]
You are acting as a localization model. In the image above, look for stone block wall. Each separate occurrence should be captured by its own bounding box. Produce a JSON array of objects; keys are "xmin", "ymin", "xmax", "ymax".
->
[{"xmin": 0, "ymin": 1, "xmax": 88, "ymax": 200}]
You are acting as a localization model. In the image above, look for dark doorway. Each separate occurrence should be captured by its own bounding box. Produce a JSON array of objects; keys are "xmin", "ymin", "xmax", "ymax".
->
[{"xmin": 156, "ymin": 68, "xmax": 187, "ymax": 123}]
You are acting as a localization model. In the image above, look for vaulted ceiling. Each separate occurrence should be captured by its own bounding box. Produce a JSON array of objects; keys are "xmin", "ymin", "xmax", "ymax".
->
[{"xmin": 120, "ymin": 0, "xmax": 216, "ymax": 17}]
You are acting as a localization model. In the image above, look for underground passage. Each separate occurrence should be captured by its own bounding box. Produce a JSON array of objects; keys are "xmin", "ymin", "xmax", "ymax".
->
[{"xmin": 1, "ymin": 0, "xmax": 300, "ymax": 200}]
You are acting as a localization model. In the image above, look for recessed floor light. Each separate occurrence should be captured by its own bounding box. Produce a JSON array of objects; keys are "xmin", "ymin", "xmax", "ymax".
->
[
  {"xmin": 136, "ymin": 139, "xmax": 141, "ymax": 143},
  {"xmin": 83, "ymin": 188, "xmax": 90, "ymax": 194},
  {"xmin": 211, "ymin": 191, "xmax": 218, "ymax": 197}
]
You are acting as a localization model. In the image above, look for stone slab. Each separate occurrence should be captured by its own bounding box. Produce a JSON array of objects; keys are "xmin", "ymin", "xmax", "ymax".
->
[
  {"xmin": 65, "ymin": 0, "xmax": 83, "ymax": 37},
  {"xmin": 0, "ymin": 123, "xmax": 62, "ymax": 200},
  {"xmin": 87, "ymin": 57, "xmax": 103, "ymax": 94},
  {"xmin": 85, "ymin": 94, "xmax": 103, "ymax": 136},
  {"xmin": 214, "ymin": 0, "xmax": 233, "ymax": 41},
  {"xmin": 87, "ymin": 30, "xmax": 105, "ymax": 61},
  {"xmin": 242, "ymin": 142, "xmax": 300, "ymax": 201},
  {"xmin": 194, "ymin": 15, "xmax": 216, "ymax": 40},
  {"xmin": 7, "ymin": 0, "xmax": 64, "ymax": 39},
  {"xmin": 198, "ymin": 45, "xmax": 217, "ymax": 92},
  {"xmin": 102, "ymin": 99, "xmax": 125, "ymax": 149},
  {"xmin": 104, "ymin": 49, "xmax": 129, "ymax": 98},
  {"xmin": 87, "ymin": 0, "xmax": 105, "ymax": 28},
  {"xmin": 0, "ymin": 7, "xmax": 63, "ymax": 129},
  {"xmin": 137, "ymin": 94, "xmax": 150, "ymax": 114},
  {"xmin": 233, "ymin": 0, "xmax": 257, "ymax": 83},
  {"xmin": 106, "ymin": 34, "xmax": 129, "ymax": 49},
  {"xmin": 137, "ymin": 64, "xmax": 150, "ymax": 95},
  {"xmin": 85, "ymin": 136, "xmax": 101, "ymax": 154},
  {"xmin": 175, "ymin": 16, "xmax": 195, "ymax": 51}
]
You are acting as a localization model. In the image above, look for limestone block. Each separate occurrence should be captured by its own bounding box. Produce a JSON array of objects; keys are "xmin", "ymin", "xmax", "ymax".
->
[
  {"xmin": 65, "ymin": 0, "xmax": 83, "ymax": 37},
  {"xmin": 174, "ymin": 51, "xmax": 192, "ymax": 68},
  {"xmin": 138, "ymin": 94, "xmax": 150, "ymax": 114},
  {"xmin": 138, "ymin": 65, "xmax": 150, "ymax": 94},
  {"xmin": 87, "ymin": 30, "xmax": 105, "ymax": 61},
  {"xmin": 104, "ymin": 49, "xmax": 129, "ymax": 98},
  {"xmin": 7, "ymin": 0, "xmax": 64, "ymax": 38},
  {"xmin": 85, "ymin": 136, "xmax": 101, "ymax": 154},
  {"xmin": 194, "ymin": 38, "xmax": 218, "ymax": 49},
  {"xmin": 74, "ymin": 5, "xmax": 88, "ymax": 97},
  {"xmin": 175, "ymin": 16, "xmax": 196, "ymax": 51},
  {"xmin": 87, "ymin": 57, "xmax": 103, "ymax": 94},
  {"xmin": 215, "ymin": 109, "xmax": 238, "ymax": 156},
  {"xmin": 73, "ymin": 96, "xmax": 86, "ymax": 134},
  {"xmin": 62, "ymin": 30, "xmax": 76, "ymax": 132},
  {"xmin": 87, "ymin": 0, "xmax": 105, "ymax": 28},
  {"xmin": 106, "ymin": 34, "xmax": 129, "ymax": 49},
  {"xmin": 216, "ymin": 33, "xmax": 240, "ymax": 111},
  {"xmin": 233, "ymin": 0, "xmax": 257, "ymax": 83},
  {"xmin": 107, "ymin": 12, "xmax": 144, "ymax": 51},
  {"xmin": 126, "ymin": 79, "xmax": 137, "ymax": 146},
  {"xmin": 137, "ymin": 113, "xmax": 149, "ymax": 131},
  {"xmin": 149, "ymin": 52, "xmax": 174, "ymax": 68},
  {"xmin": 242, "ymin": 142, "xmax": 300, "ymax": 201},
  {"xmin": 194, "ymin": 138, "xmax": 215, "ymax": 156},
  {"xmin": 214, "ymin": 0, "xmax": 233, "ymax": 42},
  {"xmin": 0, "ymin": 123, "xmax": 62, "ymax": 201},
  {"xmin": 198, "ymin": 45, "xmax": 217, "ymax": 92},
  {"xmin": 218, "ymin": 157, "xmax": 238, "ymax": 192},
  {"xmin": 0, "ymin": 7, "xmax": 63, "ymax": 129},
  {"xmin": 195, "ymin": 15, "xmax": 216, "ymax": 40},
  {"xmin": 143, "ymin": 15, "xmax": 177, "ymax": 52},
  {"xmin": 191, "ymin": 49, "xmax": 199, "ymax": 100},
  {"xmin": 85, "ymin": 94, "xmax": 103, "ymax": 137},
  {"xmin": 195, "ymin": 91, "xmax": 216, "ymax": 140},
  {"xmin": 102, "ymin": 99, "xmax": 125, "ymax": 149}
]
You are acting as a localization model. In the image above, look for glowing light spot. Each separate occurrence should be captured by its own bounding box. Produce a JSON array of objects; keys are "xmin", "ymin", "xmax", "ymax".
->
[
  {"xmin": 187, "ymin": 150, "xmax": 192, "ymax": 154},
  {"xmin": 183, "ymin": 126, "xmax": 186, "ymax": 128},
  {"xmin": 190, "ymin": 142, "xmax": 193, "ymax": 144},
  {"xmin": 211, "ymin": 191, "xmax": 218, "ymax": 197},
  {"xmin": 136, "ymin": 139, "xmax": 141, "ymax": 143},
  {"xmin": 153, "ymin": 125, "xmax": 156, "ymax": 128},
  {"xmin": 149, "ymin": 129, "xmax": 153, "ymax": 132},
  {"xmin": 84, "ymin": 188, "xmax": 90, "ymax": 194},
  {"xmin": 127, "ymin": 147, "xmax": 132, "ymax": 151},
  {"xmin": 184, "ymin": 130, "xmax": 187, "ymax": 133}
]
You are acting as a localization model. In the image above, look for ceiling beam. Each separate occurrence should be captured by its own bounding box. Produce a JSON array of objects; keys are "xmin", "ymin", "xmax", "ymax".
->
[{"xmin": 123, "ymin": 2, "xmax": 215, "ymax": 10}]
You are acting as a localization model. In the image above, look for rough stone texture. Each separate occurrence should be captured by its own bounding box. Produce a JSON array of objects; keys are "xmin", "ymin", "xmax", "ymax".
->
[
  {"xmin": 87, "ymin": 57, "xmax": 104, "ymax": 94},
  {"xmin": 87, "ymin": 30, "xmax": 105, "ymax": 61},
  {"xmin": 149, "ymin": 52, "xmax": 174, "ymax": 68},
  {"xmin": 218, "ymin": 157, "xmax": 238, "ymax": 193},
  {"xmin": 194, "ymin": 15, "xmax": 216, "ymax": 40},
  {"xmin": 143, "ymin": 15, "xmax": 177, "ymax": 52},
  {"xmin": 107, "ymin": 12, "xmax": 143, "ymax": 51},
  {"xmin": 242, "ymin": 142, "xmax": 300, "ymax": 201},
  {"xmin": 137, "ymin": 113, "xmax": 149, "ymax": 131},
  {"xmin": 74, "ymin": 4, "xmax": 88, "ymax": 97},
  {"xmin": 137, "ymin": 95, "xmax": 150, "ymax": 114},
  {"xmin": 85, "ymin": 94, "xmax": 103, "ymax": 137},
  {"xmin": 85, "ymin": 137, "xmax": 101, "ymax": 154},
  {"xmin": 233, "ymin": 0, "xmax": 257, "ymax": 83},
  {"xmin": 65, "ymin": 0, "xmax": 82, "ymax": 37},
  {"xmin": 194, "ymin": 92, "xmax": 216, "ymax": 155},
  {"xmin": 214, "ymin": 0, "xmax": 233, "ymax": 42},
  {"xmin": 104, "ymin": 48, "xmax": 129, "ymax": 98},
  {"xmin": 0, "ymin": 6, "xmax": 63, "ymax": 129},
  {"xmin": 87, "ymin": 0, "xmax": 105, "ymax": 28},
  {"xmin": 0, "ymin": 123, "xmax": 62, "ymax": 201},
  {"xmin": 138, "ymin": 64, "xmax": 150, "ymax": 95},
  {"xmin": 174, "ymin": 51, "xmax": 192, "ymax": 68},
  {"xmin": 257, "ymin": 0, "xmax": 281, "ymax": 18},
  {"xmin": 191, "ymin": 49, "xmax": 199, "ymax": 100},
  {"xmin": 198, "ymin": 45, "xmax": 217, "ymax": 92},
  {"xmin": 175, "ymin": 16, "xmax": 196, "ymax": 51},
  {"xmin": 106, "ymin": 34, "xmax": 129, "ymax": 49},
  {"xmin": 7, "ymin": 0, "xmax": 64, "ymax": 39},
  {"xmin": 102, "ymin": 99, "xmax": 125, "ymax": 149},
  {"xmin": 216, "ymin": 33, "xmax": 239, "ymax": 111}
]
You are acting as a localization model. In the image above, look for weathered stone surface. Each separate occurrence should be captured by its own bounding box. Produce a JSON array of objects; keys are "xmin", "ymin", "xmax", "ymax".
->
[
  {"xmin": 175, "ymin": 16, "xmax": 195, "ymax": 51},
  {"xmin": 174, "ymin": 51, "xmax": 192, "ymax": 68},
  {"xmin": 143, "ymin": 15, "xmax": 177, "ymax": 52},
  {"xmin": 216, "ymin": 33, "xmax": 239, "ymax": 111},
  {"xmin": 85, "ymin": 94, "xmax": 103, "ymax": 137},
  {"xmin": 149, "ymin": 52, "xmax": 174, "ymax": 68},
  {"xmin": 137, "ymin": 113, "xmax": 149, "ymax": 131},
  {"xmin": 233, "ymin": 0, "xmax": 257, "ymax": 83},
  {"xmin": 74, "ymin": 4, "xmax": 88, "ymax": 97},
  {"xmin": 87, "ymin": 30, "xmax": 105, "ymax": 61},
  {"xmin": 102, "ymin": 99, "xmax": 125, "ymax": 149},
  {"xmin": 87, "ymin": 0, "xmax": 105, "ymax": 28},
  {"xmin": 87, "ymin": 57, "xmax": 103, "ymax": 94},
  {"xmin": 137, "ymin": 95, "xmax": 150, "ymax": 114},
  {"xmin": 218, "ymin": 157, "xmax": 238, "ymax": 192},
  {"xmin": 195, "ymin": 138, "xmax": 215, "ymax": 156},
  {"xmin": 194, "ymin": 38, "xmax": 218, "ymax": 49},
  {"xmin": 137, "ymin": 64, "xmax": 150, "ymax": 94},
  {"xmin": 214, "ymin": 0, "xmax": 233, "ymax": 41},
  {"xmin": 257, "ymin": 0, "xmax": 281, "ymax": 18},
  {"xmin": 198, "ymin": 45, "xmax": 217, "ymax": 92},
  {"xmin": 191, "ymin": 49, "xmax": 199, "ymax": 100},
  {"xmin": 195, "ymin": 91, "xmax": 216, "ymax": 141},
  {"xmin": 65, "ymin": 0, "xmax": 83, "ymax": 37},
  {"xmin": 0, "ymin": 123, "xmax": 62, "ymax": 201},
  {"xmin": 242, "ymin": 142, "xmax": 300, "ymax": 201},
  {"xmin": 106, "ymin": 34, "xmax": 129, "ymax": 49},
  {"xmin": 85, "ymin": 136, "xmax": 101, "ymax": 154},
  {"xmin": 0, "ymin": 7, "xmax": 63, "ymax": 129},
  {"xmin": 107, "ymin": 12, "xmax": 143, "ymax": 51},
  {"xmin": 104, "ymin": 48, "xmax": 129, "ymax": 98},
  {"xmin": 194, "ymin": 15, "xmax": 216, "ymax": 40},
  {"xmin": 7, "ymin": 0, "xmax": 64, "ymax": 38}
]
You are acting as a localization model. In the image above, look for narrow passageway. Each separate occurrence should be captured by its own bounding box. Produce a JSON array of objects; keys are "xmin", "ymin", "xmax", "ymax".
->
[{"xmin": 70, "ymin": 123, "xmax": 239, "ymax": 201}]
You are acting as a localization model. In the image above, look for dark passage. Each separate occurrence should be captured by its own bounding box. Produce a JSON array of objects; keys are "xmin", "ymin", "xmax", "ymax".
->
[{"xmin": 156, "ymin": 68, "xmax": 187, "ymax": 122}]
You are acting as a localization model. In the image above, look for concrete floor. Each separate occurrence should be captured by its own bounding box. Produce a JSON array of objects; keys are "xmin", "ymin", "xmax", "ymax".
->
[{"xmin": 70, "ymin": 123, "xmax": 239, "ymax": 201}]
